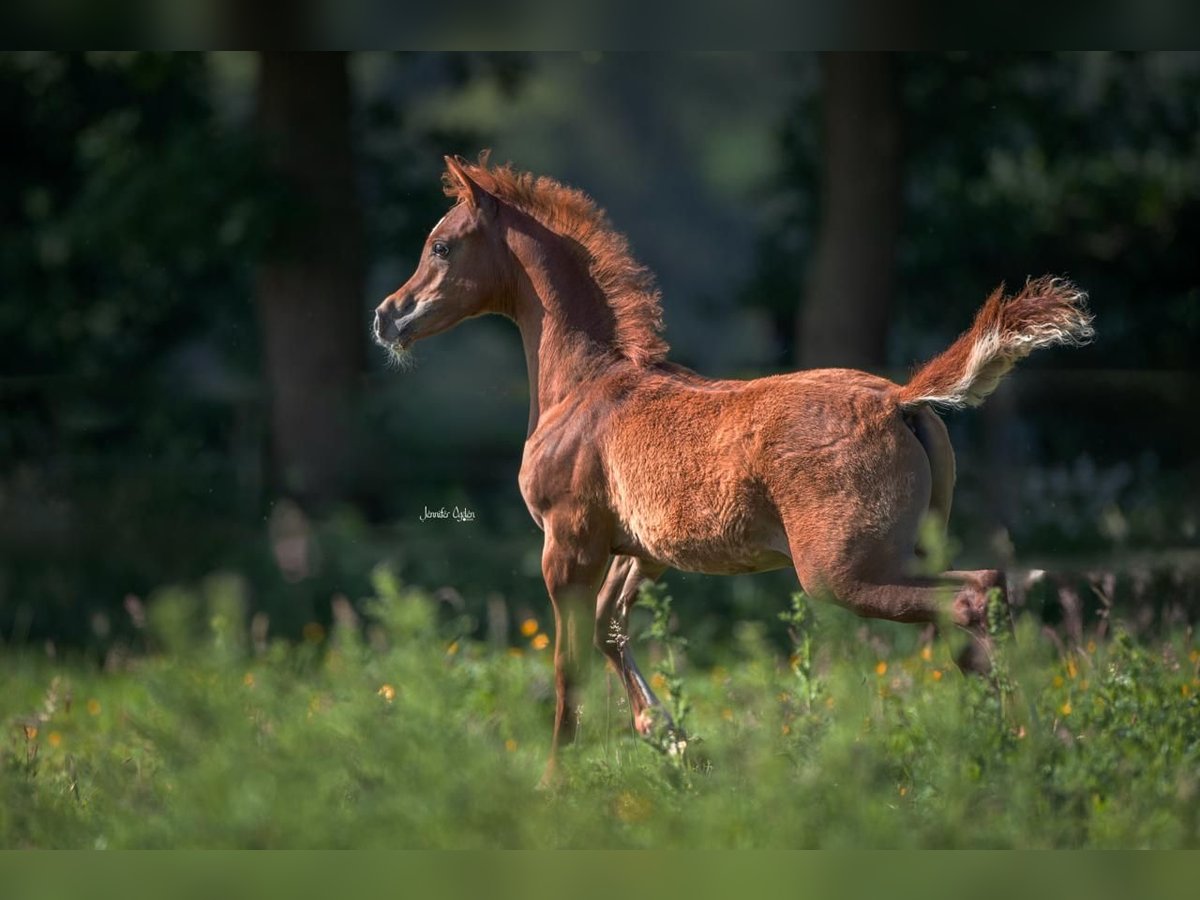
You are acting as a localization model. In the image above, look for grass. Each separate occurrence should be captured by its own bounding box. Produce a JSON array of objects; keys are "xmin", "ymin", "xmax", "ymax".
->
[{"xmin": 2, "ymin": 568, "xmax": 1198, "ymax": 848}]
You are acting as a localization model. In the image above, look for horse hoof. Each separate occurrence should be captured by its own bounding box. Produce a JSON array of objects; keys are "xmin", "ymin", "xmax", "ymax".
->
[
  {"xmin": 635, "ymin": 707, "xmax": 687, "ymax": 755},
  {"xmin": 536, "ymin": 760, "xmax": 564, "ymax": 791},
  {"xmin": 955, "ymin": 636, "xmax": 994, "ymax": 675}
]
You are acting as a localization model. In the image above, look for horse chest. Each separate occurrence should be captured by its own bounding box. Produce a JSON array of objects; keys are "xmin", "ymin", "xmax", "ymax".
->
[{"xmin": 518, "ymin": 426, "xmax": 600, "ymax": 528}]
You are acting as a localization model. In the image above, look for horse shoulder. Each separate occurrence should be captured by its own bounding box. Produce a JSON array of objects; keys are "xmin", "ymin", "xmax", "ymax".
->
[{"xmin": 519, "ymin": 387, "xmax": 616, "ymax": 523}]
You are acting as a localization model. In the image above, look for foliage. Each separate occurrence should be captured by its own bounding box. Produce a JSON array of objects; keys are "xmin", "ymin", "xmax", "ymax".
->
[
  {"xmin": 743, "ymin": 52, "xmax": 1200, "ymax": 371},
  {"xmin": 0, "ymin": 51, "xmax": 279, "ymax": 643},
  {"xmin": 635, "ymin": 581, "xmax": 692, "ymax": 764},
  {"xmin": 780, "ymin": 591, "xmax": 822, "ymax": 713},
  {"xmin": 0, "ymin": 52, "xmax": 525, "ymax": 646},
  {"xmin": 3, "ymin": 573, "xmax": 1197, "ymax": 848},
  {"xmin": 1, "ymin": 56, "xmax": 1197, "ymax": 848},
  {"xmin": 3, "ymin": 53, "xmax": 1197, "ymax": 650}
]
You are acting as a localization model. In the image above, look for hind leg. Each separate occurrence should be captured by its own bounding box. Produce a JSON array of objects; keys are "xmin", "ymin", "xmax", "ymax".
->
[
  {"xmin": 911, "ymin": 405, "xmax": 956, "ymax": 532},
  {"xmin": 825, "ymin": 569, "xmax": 1005, "ymax": 673},
  {"xmin": 790, "ymin": 534, "xmax": 1006, "ymax": 673},
  {"xmin": 903, "ymin": 408, "xmax": 1003, "ymax": 665},
  {"xmin": 593, "ymin": 556, "xmax": 683, "ymax": 748}
]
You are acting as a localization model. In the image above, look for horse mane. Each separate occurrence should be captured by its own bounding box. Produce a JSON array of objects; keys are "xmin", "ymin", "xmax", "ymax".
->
[{"xmin": 443, "ymin": 154, "xmax": 669, "ymax": 366}]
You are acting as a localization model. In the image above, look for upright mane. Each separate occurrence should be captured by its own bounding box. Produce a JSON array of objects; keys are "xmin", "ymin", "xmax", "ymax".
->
[{"xmin": 443, "ymin": 155, "xmax": 669, "ymax": 366}]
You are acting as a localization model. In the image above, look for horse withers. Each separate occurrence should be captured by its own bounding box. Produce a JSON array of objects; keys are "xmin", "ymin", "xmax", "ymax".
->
[{"xmin": 374, "ymin": 154, "xmax": 1094, "ymax": 782}]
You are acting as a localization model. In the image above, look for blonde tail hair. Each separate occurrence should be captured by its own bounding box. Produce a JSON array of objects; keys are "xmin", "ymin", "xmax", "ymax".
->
[{"xmin": 897, "ymin": 276, "xmax": 1094, "ymax": 411}]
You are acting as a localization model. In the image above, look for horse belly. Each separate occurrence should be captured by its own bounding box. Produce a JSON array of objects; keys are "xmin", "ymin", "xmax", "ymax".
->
[{"xmin": 610, "ymin": 478, "xmax": 791, "ymax": 575}]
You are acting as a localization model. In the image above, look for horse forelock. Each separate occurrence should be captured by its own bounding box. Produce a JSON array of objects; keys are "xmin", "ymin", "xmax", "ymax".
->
[{"xmin": 443, "ymin": 154, "xmax": 669, "ymax": 366}]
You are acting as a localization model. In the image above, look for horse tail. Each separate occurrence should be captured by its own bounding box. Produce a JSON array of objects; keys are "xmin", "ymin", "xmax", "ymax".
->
[{"xmin": 895, "ymin": 276, "xmax": 1093, "ymax": 411}]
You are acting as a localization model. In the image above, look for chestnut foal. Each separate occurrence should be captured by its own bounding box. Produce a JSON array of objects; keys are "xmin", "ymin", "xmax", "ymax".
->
[{"xmin": 374, "ymin": 156, "xmax": 1093, "ymax": 780}]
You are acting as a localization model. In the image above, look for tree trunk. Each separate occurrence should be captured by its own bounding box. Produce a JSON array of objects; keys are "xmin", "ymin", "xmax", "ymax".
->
[
  {"xmin": 799, "ymin": 52, "xmax": 902, "ymax": 370},
  {"xmin": 254, "ymin": 51, "xmax": 365, "ymax": 508}
]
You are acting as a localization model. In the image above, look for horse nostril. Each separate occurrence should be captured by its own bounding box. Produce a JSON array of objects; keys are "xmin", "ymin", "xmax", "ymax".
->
[
  {"xmin": 374, "ymin": 297, "xmax": 415, "ymax": 343},
  {"xmin": 374, "ymin": 311, "xmax": 399, "ymax": 342}
]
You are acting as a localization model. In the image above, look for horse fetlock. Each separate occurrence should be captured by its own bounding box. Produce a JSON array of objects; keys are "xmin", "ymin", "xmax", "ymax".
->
[
  {"xmin": 633, "ymin": 707, "xmax": 659, "ymax": 736},
  {"xmin": 635, "ymin": 706, "xmax": 687, "ymax": 756}
]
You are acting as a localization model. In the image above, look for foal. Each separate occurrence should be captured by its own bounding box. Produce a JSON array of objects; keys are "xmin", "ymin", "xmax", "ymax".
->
[{"xmin": 375, "ymin": 156, "xmax": 1093, "ymax": 777}]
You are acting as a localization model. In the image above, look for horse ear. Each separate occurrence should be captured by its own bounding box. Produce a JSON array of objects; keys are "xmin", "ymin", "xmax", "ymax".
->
[{"xmin": 444, "ymin": 155, "xmax": 496, "ymax": 217}]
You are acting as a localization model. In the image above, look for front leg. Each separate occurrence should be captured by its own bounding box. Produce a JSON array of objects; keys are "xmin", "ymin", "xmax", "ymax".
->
[
  {"xmin": 594, "ymin": 556, "xmax": 684, "ymax": 751},
  {"xmin": 540, "ymin": 519, "xmax": 610, "ymax": 785}
]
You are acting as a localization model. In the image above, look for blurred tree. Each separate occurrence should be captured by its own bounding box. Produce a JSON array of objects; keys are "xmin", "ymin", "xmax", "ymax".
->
[
  {"xmin": 0, "ymin": 50, "xmax": 533, "ymax": 644},
  {"xmin": 0, "ymin": 52, "xmax": 280, "ymax": 640},
  {"xmin": 735, "ymin": 58, "xmax": 819, "ymax": 366},
  {"xmin": 0, "ymin": 52, "xmax": 277, "ymax": 471},
  {"xmin": 899, "ymin": 52, "xmax": 1200, "ymax": 373},
  {"xmin": 253, "ymin": 51, "xmax": 366, "ymax": 509},
  {"xmin": 799, "ymin": 52, "xmax": 902, "ymax": 369},
  {"xmin": 751, "ymin": 52, "xmax": 1200, "ymax": 378}
]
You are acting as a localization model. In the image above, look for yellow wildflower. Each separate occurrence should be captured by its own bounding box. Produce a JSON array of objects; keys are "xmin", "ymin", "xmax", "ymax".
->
[
  {"xmin": 378, "ymin": 683, "xmax": 396, "ymax": 702},
  {"xmin": 931, "ymin": 669, "xmax": 943, "ymax": 682},
  {"xmin": 614, "ymin": 791, "xmax": 652, "ymax": 823},
  {"xmin": 920, "ymin": 646, "xmax": 933, "ymax": 662},
  {"xmin": 48, "ymin": 732, "xmax": 62, "ymax": 748},
  {"xmin": 721, "ymin": 707, "xmax": 734, "ymax": 721},
  {"xmin": 505, "ymin": 738, "xmax": 518, "ymax": 753},
  {"xmin": 243, "ymin": 672, "xmax": 255, "ymax": 688},
  {"xmin": 1060, "ymin": 701, "xmax": 1072, "ymax": 717},
  {"xmin": 532, "ymin": 633, "xmax": 550, "ymax": 651},
  {"xmin": 446, "ymin": 640, "xmax": 459, "ymax": 656},
  {"xmin": 86, "ymin": 699, "xmax": 101, "ymax": 716},
  {"xmin": 520, "ymin": 618, "xmax": 539, "ymax": 637},
  {"xmin": 875, "ymin": 661, "xmax": 888, "ymax": 677},
  {"xmin": 307, "ymin": 693, "xmax": 332, "ymax": 718}
]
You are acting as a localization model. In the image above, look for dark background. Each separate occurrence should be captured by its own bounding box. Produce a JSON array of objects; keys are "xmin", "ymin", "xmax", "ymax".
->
[{"xmin": 2, "ymin": 52, "xmax": 1198, "ymax": 654}]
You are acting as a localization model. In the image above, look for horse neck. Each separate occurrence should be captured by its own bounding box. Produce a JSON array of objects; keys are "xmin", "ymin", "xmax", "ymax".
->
[{"xmin": 503, "ymin": 221, "xmax": 619, "ymax": 436}]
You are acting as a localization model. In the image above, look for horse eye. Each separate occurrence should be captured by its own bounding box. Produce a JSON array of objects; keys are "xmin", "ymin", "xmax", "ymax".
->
[{"xmin": 431, "ymin": 241, "xmax": 449, "ymax": 259}]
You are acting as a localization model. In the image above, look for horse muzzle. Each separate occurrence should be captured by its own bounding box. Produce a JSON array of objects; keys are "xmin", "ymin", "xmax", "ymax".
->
[{"xmin": 373, "ymin": 296, "xmax": 418, "ymax": 348}]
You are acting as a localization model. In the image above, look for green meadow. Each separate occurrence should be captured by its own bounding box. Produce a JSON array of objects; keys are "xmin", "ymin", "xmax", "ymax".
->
[{"xmin": 4, "ymin": 571, "xmax": 1196, "ymax": 849}]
